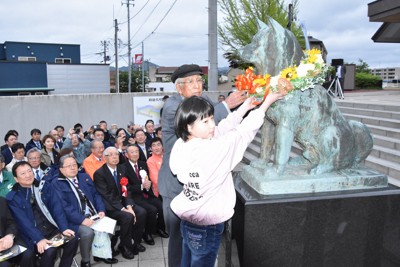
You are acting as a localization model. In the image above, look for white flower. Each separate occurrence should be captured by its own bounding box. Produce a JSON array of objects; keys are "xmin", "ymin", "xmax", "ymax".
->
[
  {"xmin": 139, "ymin": 169, "xmax": 147, "ymax": 179},
  {"xmin": 255, "ymin": 87, "xmax": 264, "ymax": 94},
  {"xmin": 270, "ymin": 76, "xmax": 279, "ymax": 88},
  {"xmin": 296, "ymin": 63, "xmax": 315, "ymax": 77},
  {"xmin": 315, "ymin": 54, "xmax": 324, "ymax": 65}
]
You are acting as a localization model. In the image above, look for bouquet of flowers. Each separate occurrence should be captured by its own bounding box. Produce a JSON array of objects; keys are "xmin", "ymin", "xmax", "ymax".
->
[{"xmin": 235, "ymin": 49, "xmax": 328, "ymax": 103}]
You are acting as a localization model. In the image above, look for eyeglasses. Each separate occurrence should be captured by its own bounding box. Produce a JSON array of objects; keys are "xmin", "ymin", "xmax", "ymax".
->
[
  {"xmin": 28, "ymin": 157, "xmax": 41, "ymax": 160},
  {"xmin": 179, "ymin": 78, "xmax": 204, "ymax": 85},
  {"xmin": 62, "ymin": 164, "xmax": 78, "ymax": 169},
  {"xmin": 104, "ymin": 153, "xmax": 119, "ymax": 157}
]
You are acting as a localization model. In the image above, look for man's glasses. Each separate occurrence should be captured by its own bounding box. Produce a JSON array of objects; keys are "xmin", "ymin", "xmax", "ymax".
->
[{"xmin": 179, "ymin": 78, "xmax": 204, "ymax": 86}]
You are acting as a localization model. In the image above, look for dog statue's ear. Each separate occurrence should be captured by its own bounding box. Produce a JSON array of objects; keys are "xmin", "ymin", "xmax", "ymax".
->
[{"xmin": 256, "ymin": 19, "xmax": 268, "ymax": 31}]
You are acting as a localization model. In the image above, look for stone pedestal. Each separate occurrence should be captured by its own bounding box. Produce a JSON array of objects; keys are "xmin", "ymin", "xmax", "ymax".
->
[{"xmin": 232, "ymin": 172, "xmax": 400, "ymax": 267}]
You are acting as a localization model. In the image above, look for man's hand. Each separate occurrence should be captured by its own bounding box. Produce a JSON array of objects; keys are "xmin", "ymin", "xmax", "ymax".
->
[
  {"xmin": 62, "ymin": 229, "xmax": 75, "ymax": 237},
  {"xmin": 143, "ymin": 180, "xmax": 151, "ymax": 191},
  {"xmin": 98, "ymin": 211, "xmax": 105, "ymax": 219},
  {"xmin": 0, "ymin": 234, "xmax": 14, "ymax": 252},
  {"xmin": 82, "ymin": 218, "xmax": 94, "ymax": 227},
  {"xmin": 37, "ymin": 239, "xmax": 52, "ymax": 254},
  {"xmin": 126, "ymin": 206, "xmax": 137, "ymax": 224},
  {"xmin": 224, "ymin": 90, "xmax": 247, "ymax": 109}
]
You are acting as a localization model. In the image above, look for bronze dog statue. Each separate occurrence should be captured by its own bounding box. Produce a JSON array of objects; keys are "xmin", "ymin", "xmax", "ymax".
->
[{"xmin": 240, "ymin": 17, "xmax": 373, "ymax": 176}]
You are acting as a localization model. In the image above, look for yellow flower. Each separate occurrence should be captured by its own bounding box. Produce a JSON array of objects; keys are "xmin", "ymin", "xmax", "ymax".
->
[
  {"xmin": 280, "ymin": 67, "xmax": 297, "ymax": 80},
  {"xmin": 305, "ymin": 48, "xmax": 320, "ymax": 64}
]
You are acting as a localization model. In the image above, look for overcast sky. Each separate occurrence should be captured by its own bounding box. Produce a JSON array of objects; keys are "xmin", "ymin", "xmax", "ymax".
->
[{"xmin": 1, "ymin": 0, "xmax": 398, "ymax": 69}]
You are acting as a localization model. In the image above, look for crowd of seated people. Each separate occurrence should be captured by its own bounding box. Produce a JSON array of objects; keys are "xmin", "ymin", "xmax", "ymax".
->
[{"xmin": 0, "ymin": 121, "xmax": 167, "ymax": 267}]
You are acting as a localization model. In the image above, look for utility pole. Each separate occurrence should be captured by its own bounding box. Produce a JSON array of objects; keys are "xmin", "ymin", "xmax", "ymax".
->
[
  {"xmin": 114, "ymin": 19, "xmax": 119, "ymax": 93},
  {"xmin": 208, "ymin": 0, "xmax": 218, "ymax": 92},
  {"xmin": 98, "ymin": 41, "xmax": 109, "ymax": 64},
  {"xmin": 123, "ymin": 0, "xmax": 135, "ymax": 93},
  {"xmin": 287, "ymin": 3, "xmax": 293, "ymax": 31},
  {"xmin": 142, "ymin": 42, "xmax": 145, "ymax": 92}
]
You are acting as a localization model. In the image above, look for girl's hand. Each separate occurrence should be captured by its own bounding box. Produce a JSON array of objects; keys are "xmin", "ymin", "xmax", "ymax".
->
[
  {"xmin": 259, "ymin": 92, "xmax": 284, "ymax": 112},
  {"xmin": 237, "ymin": 97, "xmax": 258, "ymax": 117}
]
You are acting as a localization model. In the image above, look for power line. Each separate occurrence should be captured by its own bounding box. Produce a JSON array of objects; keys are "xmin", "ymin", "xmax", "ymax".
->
[
  {"xmin": 131, "ymin": 0, "xmax": 162, "ymax": 40},
  {"xmin": 132, "ymin": 0, "xmax": 178, "ymax": 49}
]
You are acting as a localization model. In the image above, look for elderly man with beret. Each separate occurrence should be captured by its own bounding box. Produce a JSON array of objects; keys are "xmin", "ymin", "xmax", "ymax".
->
[{"xmin": 159, "ymin": 64, "xmax": 246, "ymax": 267}]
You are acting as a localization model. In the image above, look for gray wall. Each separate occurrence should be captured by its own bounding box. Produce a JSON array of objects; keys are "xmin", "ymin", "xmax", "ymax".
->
[{"xmin": 0, "ymin": 91, "xmax": 223, "ymax": 145}]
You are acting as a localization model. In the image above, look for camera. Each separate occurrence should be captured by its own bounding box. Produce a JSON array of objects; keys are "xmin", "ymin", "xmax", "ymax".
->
[{"xmin": 74, "ymin": 128, "xmax": 80, "ymax": 134}]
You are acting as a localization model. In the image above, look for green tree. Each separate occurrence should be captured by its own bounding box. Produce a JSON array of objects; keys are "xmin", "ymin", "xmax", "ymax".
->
[
  {"xmin": 119, "ymin": 68, "xmax": 149, "ymax": 92},
  {"xmin": 218, "ymin": 0, "xmax": 303, "ymax": 69},
  {"xmin": 355, "ymin": 59, "xmax": 371, "ymax": 74}
]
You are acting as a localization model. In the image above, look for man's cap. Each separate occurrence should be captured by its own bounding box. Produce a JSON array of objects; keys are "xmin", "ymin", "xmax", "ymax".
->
[{"xmin": 171, "ymin": 64, "xmax": 203, "ymax": 83}]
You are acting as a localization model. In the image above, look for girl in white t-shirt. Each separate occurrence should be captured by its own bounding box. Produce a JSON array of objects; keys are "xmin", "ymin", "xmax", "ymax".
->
[{"xmin": 170, "ymin": 93, "xmax": 282, "ymax": 267}]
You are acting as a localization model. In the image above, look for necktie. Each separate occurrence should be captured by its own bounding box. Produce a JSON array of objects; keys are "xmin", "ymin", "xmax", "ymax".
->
[
  {"xmin": 35, "ymin": 141, "xmax": 41, "ymax": 149},
  {"xmin": 72, "ymin": 179, "xmax": 95, "ymax": 216},
  {"xmin": 113, "ymin": 170, "xmax": 119, "ymax": 190},
  {"xmin": 35, "ymin": 170, "xmax": 41, "ymax": 181},
  {"xmin": 134, "ymin": 164, "xmax": 139, "ymax": 178}
]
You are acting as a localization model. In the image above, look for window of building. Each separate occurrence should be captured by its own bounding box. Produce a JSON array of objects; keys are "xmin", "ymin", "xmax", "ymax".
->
[
  {"xmin": 18, "ymin": 57, "xmax": 36, "ymax": 62},
  {"xmin": 55, "ymin": 58, "xmax": 72, "ymax": 64},
  {"xmin": 18, "ymin": 92, "xmax": 31, "ymax": 96}
]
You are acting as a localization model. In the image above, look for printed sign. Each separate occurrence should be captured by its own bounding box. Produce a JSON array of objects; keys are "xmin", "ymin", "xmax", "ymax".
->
[{"xmin": 132, "ymin": 96, "xmax": 165, "ymax": 126}]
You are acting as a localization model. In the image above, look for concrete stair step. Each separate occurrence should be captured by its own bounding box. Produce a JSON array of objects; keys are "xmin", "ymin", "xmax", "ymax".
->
[
  {"xmin": 373, "ymin": 135, "xmax": 400, "ymax": 150},
  {"xmin": 367, "ymin": 124, "xmax": 400, "ymax": 140},
  {"xmin": 343, "ymin": 113, "xmax": 400, "ymax": 129},
  {"xmin": 336, "ymin": 101, "xmax": 400, "ymax": 112},
  {"xmin": 365, "ymin": 155, "xmax": 400, "ymax": 180},
  {"xmin": 370, "ymin": 145, "xmax": 400, "ymax": 164},
  {"xmin": 339, "ymin": 106, "xmax": 400, "ymax": 120}
]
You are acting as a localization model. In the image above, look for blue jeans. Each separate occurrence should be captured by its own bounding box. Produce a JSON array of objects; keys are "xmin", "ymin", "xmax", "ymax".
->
[{"xmin": 180, "ymin": 220, "xmax": 224, "ymax": 267}]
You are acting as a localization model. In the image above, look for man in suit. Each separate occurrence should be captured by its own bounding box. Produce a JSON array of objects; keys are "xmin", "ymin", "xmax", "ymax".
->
[
  {"xmin": 7, "ymin": 161, "xmax": 79, "ymax": 267},
  {"xmin": 144, "ymin": 120, "xmax": 156, "ymax": 146},
  {"xmin": 25, "ymin": 128, "xmax": 42, "ymax": 152},
  {"xmin": 133, "ymin": 129, "xmax": 151, "ymax": 162},
  {"xmin": 1, "ymin": 132, "xmax": 18, "ymax": 165},
  {"xmin": 52, "ymin": 155, "xmax": 110, "ymax": 266},
  {"xmin": 158, "ymin": 64, "xmax": 247, "ymax": 267},
  {"xmin": 93, "ymin": 147, "xmax": 146, "ymax": 258},
  {"xmin": 55, "ymin": 125, "xmax": 66, "ymax": 149},
  {"xmin": 0, "ymin": 196, "xmax": 36, "ymax": 267},
  {"xmin": 26, "ymin": 148, "xmax": 49, "ymax": 181},
  {"xmin": 124, "ymin": 144, "xmax": 168, "ymax": 246}
]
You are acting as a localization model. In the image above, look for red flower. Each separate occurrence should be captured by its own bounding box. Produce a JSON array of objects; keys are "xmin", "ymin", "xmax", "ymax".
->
[
  {"xmin": 120, "ymin": 177, "xmax": 128, "ymax": 186},
  {"xmin": 120, "ymin": 177, "xmax": 128, "ymax": 197}
]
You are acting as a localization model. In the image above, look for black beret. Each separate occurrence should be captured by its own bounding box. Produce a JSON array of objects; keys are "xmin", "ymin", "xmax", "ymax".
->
[{"xmin": 171, "ymin": 64, "xmax": 203, "ymax": 83}]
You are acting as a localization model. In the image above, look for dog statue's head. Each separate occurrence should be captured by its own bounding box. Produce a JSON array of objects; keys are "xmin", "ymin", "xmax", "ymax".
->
[{"xmin": 240, "ymin": 17, "xmax": 304, "ymax": 76}]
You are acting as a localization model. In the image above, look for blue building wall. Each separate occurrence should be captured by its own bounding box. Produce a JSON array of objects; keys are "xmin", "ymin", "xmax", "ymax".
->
[
  {"xmin": 1, "ymin": 41, "xmax": 80, "ymax": 63},
  {"xmin": 0, "ymin": 61, "xmax": 48, "ymax": 88}
]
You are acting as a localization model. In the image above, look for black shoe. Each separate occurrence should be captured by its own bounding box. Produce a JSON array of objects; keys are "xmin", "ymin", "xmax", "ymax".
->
[
  {"xmin": 111, "ymin": 247, "xmax": 120, "ymax": 257},
  {"xmin": 157, "ymin": 229, "xmax": 169, "ymax": 238},
  {"xmin": 133, "ymin": 243, "xmax": 146, "ymax": 254},
  {"xmin": 118, "ymin": 245, "xmax": 135, "ymax": 259},
  {"xmin": 142, "ymin": 233, "xmax": 155, "ymax": 245},
  {"xmin": 93, "ymin": 256, "xmax": 118, "ymax": 264},
  {"xmin": 81, "ymin": 261, "xmax": 91, "ymax": 267}
]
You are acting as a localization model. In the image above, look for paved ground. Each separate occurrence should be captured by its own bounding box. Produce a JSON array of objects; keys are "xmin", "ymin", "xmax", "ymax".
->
[
  {"xmin": 335, "ymin": 88, "xmax": 400, "ymax": 106},
  {"xmin": 74, "ymin": 233, "xmax": 238, "ymax": 267}
]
